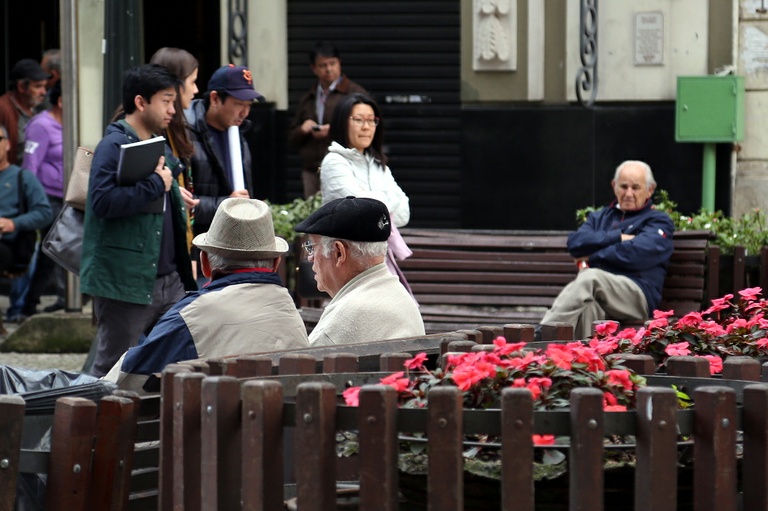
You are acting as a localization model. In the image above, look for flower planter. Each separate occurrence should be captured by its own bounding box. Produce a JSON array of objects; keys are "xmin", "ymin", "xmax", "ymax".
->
[{"xmin": 397, "ymin": 456, "xmax": 695, "ymax": 511}]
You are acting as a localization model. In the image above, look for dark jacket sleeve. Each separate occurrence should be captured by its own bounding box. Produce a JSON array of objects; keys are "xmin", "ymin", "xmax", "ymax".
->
[
  {"xmin": 570, "ymin": 209, "xmax": 675, "ymax": 272},
  {"xmin": 567, "ymin": 210, "xmax": 623, "ymax": 258},
  {"xmin": 15, "ymin": 170, "xmax": 53, "ymax": 232},
  {"xmin": 89, "ymin": 134, "xmax": 167, "ymax": 219},
  {"xmin": 121, "ymin": 305, "xmax": 199, "ymax": 376}
]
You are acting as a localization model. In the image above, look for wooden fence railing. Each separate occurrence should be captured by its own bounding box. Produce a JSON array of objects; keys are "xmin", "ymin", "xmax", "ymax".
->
[{"xmin": 158, "ymin": 353, "xmax": 768, "ymax": 511}]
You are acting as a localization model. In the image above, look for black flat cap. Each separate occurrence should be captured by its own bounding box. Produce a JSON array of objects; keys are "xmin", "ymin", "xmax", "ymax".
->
[
  {"xmin": 295, "ymin": 196, "xmax": 391, "ymax": 242},
  {"xmin": 10, "ymin": 59, "xmax": 51, "ymax": 82}
]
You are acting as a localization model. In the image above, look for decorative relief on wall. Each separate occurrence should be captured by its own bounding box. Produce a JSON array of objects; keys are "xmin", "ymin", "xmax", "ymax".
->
[
  {"xmin": 473, "ymin": 0, "xmax": 517, "ymax": 71},
  {"xmin": 740, "ymin": 23, "xmax": 768, "ymax": 89}
]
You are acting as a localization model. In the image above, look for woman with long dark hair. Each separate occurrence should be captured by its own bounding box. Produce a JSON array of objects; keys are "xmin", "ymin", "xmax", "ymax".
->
[
  {"xmin": 320, "ymin": 93, "xmax": 414, "ymax": 295},
  {"xmin": 321, "ymin": 93, "xmax": 410, "ymax": 227},
  {"xmin": 148, "ymin": 47, "xmax": 200, "ymax": 277}
]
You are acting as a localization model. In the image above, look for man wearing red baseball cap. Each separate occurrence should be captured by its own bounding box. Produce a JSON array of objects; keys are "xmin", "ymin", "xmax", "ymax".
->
[{"xmin": 184, "ymin": 64, "xmax": 265, "ymax": 262}]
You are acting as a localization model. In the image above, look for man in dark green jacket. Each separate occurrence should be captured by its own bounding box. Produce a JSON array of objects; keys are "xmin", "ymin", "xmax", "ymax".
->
[{"xmin": 81, "ymin": 64, "xmax": 196, "ymax": 377}]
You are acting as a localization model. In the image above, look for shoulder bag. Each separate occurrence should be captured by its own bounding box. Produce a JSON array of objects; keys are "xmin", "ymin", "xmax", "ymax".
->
[
  {"xmin": 64, "ymin": 146, "xmax": 93, "ymax": 211},
  {"xmin": 41, "ymin": 146, "xmax": 93, "ymax": 275}
]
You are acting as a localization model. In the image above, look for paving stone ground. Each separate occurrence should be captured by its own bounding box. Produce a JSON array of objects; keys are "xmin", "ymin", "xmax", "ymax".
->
[{"xmin": 0, "ymin": 294, "xmax": 90, "ymax": 372}]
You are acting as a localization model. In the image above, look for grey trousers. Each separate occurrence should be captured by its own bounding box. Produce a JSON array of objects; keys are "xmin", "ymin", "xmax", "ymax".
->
[
  {"xmin": 90, "ymin": 272, "xmax": 186, "ymax": 377},
  {"xmin": 540, "ymin": 268, "xmax": 648, "ymax": 340}
]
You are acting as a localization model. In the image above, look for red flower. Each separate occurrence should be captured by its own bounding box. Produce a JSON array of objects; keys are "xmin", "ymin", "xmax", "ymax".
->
[
  {"xmin": 404, "ymin": 353, "xmax": 428, "ymax": 370},
  {"xmin": 606, "ymin": 369, "xmax": 633, "ymax": 389},
  {"xmin": 545, "ymin": 344, "xmax": 574, "ymax": 370},
  {"xmin": 532, "ymin": 434, "xmax": 555, "ymax": 446},
  {"xmin": 343, "ymin": 386, "xmax": 360, "ymax": 406}
]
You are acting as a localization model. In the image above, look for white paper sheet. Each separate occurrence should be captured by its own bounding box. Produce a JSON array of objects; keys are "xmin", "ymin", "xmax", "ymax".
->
[{"xmin": 227, "ymin": 126, "xmax": 245, "ymax": 190}]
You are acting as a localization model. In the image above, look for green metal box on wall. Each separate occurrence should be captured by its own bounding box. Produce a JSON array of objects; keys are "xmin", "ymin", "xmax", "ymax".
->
[{"xmin": 675, "ymin": 75, "xmax": 744, "ymax": 142}]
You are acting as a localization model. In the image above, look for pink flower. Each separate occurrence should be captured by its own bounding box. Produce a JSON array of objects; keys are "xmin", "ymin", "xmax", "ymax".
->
[
  {"xmin": 654, "ymin": 309, "xmax": 675, "ymax": 319},
  {"xmin": 676, "ymin": 312, "xmax": 703, "ymax": 329},
  {"xmin": 604, "ymin": 405, "xmax": 628, "ymax": 412},
  {"xmin": 739, "ymin": 287, "xmax": 762, "ymax": 302},
  {"xmin": 404, "ymin": 353, "xmax": 428, "ymax": 370},
  {"xmin": 594, "ymin": 321, "xmax": 619, "ymax": 336},
  {"xmin": 703, "ymin": 294, "xmax": 734, "ymax": 315},
  {"xmin": 380, "ymin": 372, "xmax": 411, "ymax": 393},
  {"xmin": 343, "ymin": 386, "xmax": 360, "ymax": 406},
  {"xmin": 701, "ymin": 355, "xmax": 723, "ymax": 375},
  {"xmin": 665, "ymin": 341, "xmax": 691, "ymax": 357},
  {"xmin": 493, "ymin": 337, "xmax": 526, "ymax": 355}
]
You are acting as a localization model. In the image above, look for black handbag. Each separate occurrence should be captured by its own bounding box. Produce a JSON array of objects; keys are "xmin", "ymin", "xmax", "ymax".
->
[
  {"xmin": 41, "ymin": 204, "xmax": 84, "ymax": 275},
  {"xmin": 4, "ymin": 169, "xmax": 39, "ymax": 275}
]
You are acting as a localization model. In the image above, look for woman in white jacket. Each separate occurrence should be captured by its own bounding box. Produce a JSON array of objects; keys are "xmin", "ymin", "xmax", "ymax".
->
[
  {"xmin": 320, "ymin": 93, "xmax": 410, "ymax": 227},
  {"xmin": 320, "ymin": 93, "xmax": 415, "ymax": 296}
]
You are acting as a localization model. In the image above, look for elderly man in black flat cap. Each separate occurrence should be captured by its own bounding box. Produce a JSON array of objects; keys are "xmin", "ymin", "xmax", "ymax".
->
[{"xmin": 295, "ymin": 196, "xmax": 424, "ymax": 346}]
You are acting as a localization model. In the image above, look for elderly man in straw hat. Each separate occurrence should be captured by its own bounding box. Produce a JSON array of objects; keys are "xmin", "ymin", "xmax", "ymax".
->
[{"xmin": 105, "ymin": 197, "xmax": 309, "ymax": 392}]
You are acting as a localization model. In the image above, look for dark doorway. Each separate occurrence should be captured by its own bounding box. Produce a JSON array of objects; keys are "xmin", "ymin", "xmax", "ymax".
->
[
  {"xmin": 286, "ymin": 0, "xmax": 463, "ymax": 227},
  {"xmin": 142, "ymin": 0, "xmax": 221, "ymax": 92},
  {"xmin": 1, "ymin": 0, "xmax": 60, "ymax": 90}
]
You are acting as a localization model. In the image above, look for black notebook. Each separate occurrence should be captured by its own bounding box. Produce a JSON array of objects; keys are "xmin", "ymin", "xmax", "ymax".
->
[{"xmin": 117, "ymin": 136, "xmax": 166, "ymax": 214}]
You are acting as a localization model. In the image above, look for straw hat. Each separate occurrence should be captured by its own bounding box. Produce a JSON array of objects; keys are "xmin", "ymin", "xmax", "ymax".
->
[{"xmin": 192, "ymin": 198, "xmax": 288, "ymax": 259}]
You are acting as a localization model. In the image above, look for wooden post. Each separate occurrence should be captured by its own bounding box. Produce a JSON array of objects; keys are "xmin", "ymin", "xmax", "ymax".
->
[
  {"xmin": 171, "ymin": 372, "xmax": 205, "ymax": 511},
  {"xmin": 634, "ymin": 387, "xmax": 678, "ymax": 511},
  {"xmin": 666, "ymin": 356, "xmax": 710, "ymax": 378},
  {"xmin": 379, "ymin": 353, "xmax": 411, "ymax": 372},
  {"xmin": 295, "ymin": 382, "xmax": 337, "ymax": 511},
  {"xmin": 89, "ymin": 396, "xmax": 138, "ymax": 511},
  {"xmin": 722, "ymin": 356, "xmax": 761, "ymax": 381},
  {"xmin": 502, "ymin": 324, "xmax": 535, "ymax": 342},
  {"xmin": 742, "ymin": 384, "xmax": 768, "ymax": 511},
  {"xmin": 234, "ymin": 355, "xmax": 273, "ymax": 378},
  {"xmin": 45, "ymin": 397, "xmax": 98, "ymax": 511},
  {"xmin": 0, "ymin": 396, "xmax": 25, "ymax": 511},
  {"xmin": 359, "ymin": 385, "xmax": 399, "ymax": 511},
  {"xmin": 427, "ymin": 387, "xmax": 463, "ymax": 511},
  {"xmin": 693, "ymin": 386, "xmax": 737, "ymax": 511},
  {"xmin": 569, "ymin": 388, "xmax": 604, "ymax": 511},
  {"xmin": 501, "ymin": 388, "xmax": 533, "ymax": 511},
  {"xmin": 159, "ymin": 364, "xmax": 191, "ymax": 511},
  {"xmin": 323, "ymin": 353, "xmax": 359, "ymax": 373},
  {"xmin": 200, "ymin": 377, "xmax": 242, "ymax": 511},
  {"xmin": 241, "ymin": 380, "xmax": 284, "ymax": 511}
]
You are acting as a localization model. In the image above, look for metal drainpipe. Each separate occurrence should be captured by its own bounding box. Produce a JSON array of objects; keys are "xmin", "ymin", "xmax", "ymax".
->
[{"xmin": 60, "ymin": 0, "xmax": 81, "ymax": 312}]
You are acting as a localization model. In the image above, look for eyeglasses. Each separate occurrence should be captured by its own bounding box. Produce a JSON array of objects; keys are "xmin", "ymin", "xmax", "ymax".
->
[
  {"xmin": 349, "ymin": 117, "xmax": 380, "ymax": 127},
  {"xmin": 302, "ymin": 240, "xmax": 320, "ymax": 256}
]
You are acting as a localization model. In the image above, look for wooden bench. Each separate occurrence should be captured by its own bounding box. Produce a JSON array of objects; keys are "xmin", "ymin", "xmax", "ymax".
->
[
  {"xmin": 157, "ymin": 351, "xmax": 768, "ymax": 511},
  {"xmin": 395, "ymin": 228, "xmax": 720, "ymax": 333}
]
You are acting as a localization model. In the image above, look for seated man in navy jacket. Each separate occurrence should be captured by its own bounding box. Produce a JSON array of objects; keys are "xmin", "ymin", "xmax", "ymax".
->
[
  {"xmin": 105, "ymin": 198, "xmax": 309, "ymax": 392},
  {"xmin": 538, "ymin": 160, "xmax": 674, "ymax": 340}
]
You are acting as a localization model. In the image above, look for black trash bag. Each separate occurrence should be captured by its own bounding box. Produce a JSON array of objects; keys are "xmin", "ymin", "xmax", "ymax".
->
[
  {"xmin": 0, "ymin": 365, "xmax": 117, "ymax": 510},
  {"xmin": 0, "ymin": 365, "xmax": 99, "ymax": 394}
]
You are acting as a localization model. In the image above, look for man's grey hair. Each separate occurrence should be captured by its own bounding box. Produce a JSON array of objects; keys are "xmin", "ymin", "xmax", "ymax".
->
[
  {"xmin": 614, "ymin": 160, "xmax": 656, "ymax": 189},
  {"xmin": 317, "ymin": 236, "xmax": 388, "ymax": 259},
  {"xmin": 205, "ymin": 251, "xmax": 274, "ymax": 272},
  {"xmin": 42, "ymin": 49, "xmax": 62, "ymax": 73}
]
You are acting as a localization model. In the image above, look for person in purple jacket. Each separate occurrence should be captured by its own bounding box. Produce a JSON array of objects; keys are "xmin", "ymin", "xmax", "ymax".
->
[
  {"xmin": 20, "ymin": 81, "xmax": 66, "ymax": 317},
  {"xmin": 538, "ymin": 160, "xmax": 675, "ymax": 340}
]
